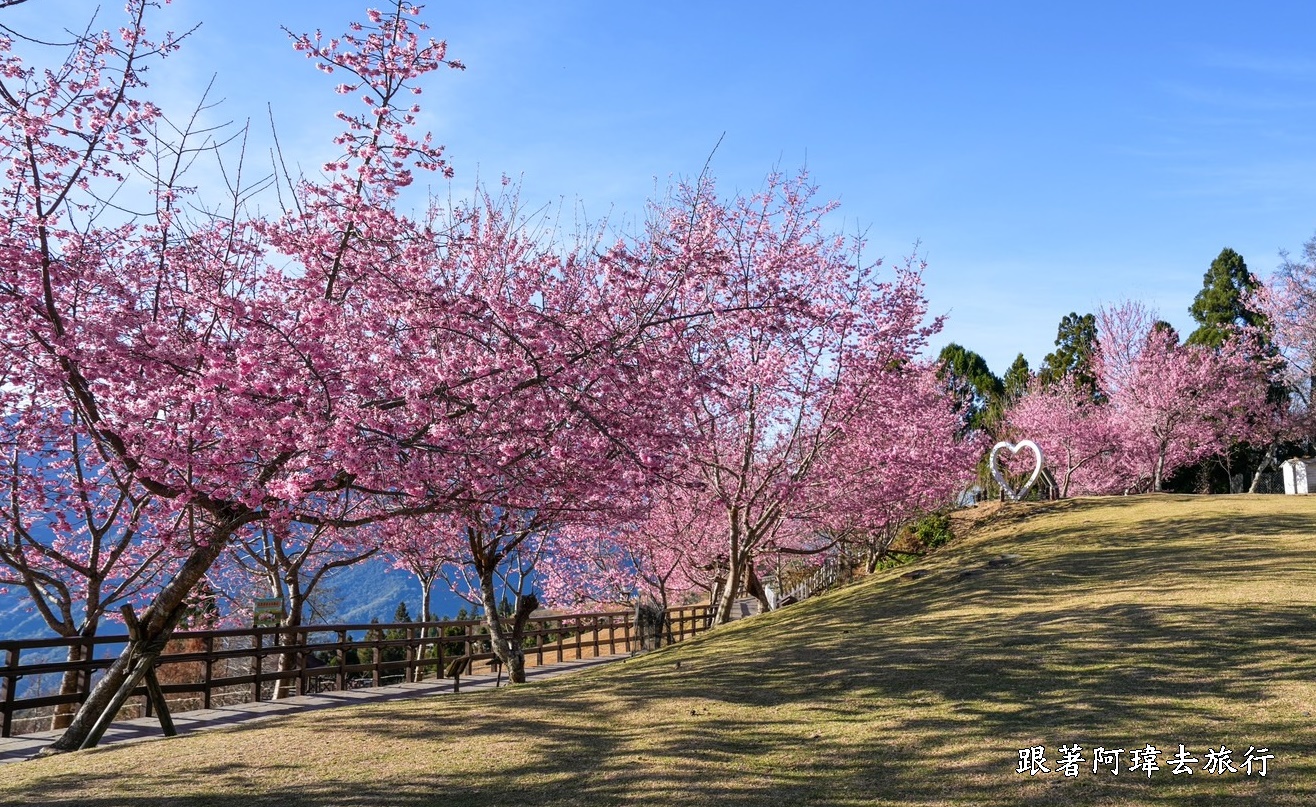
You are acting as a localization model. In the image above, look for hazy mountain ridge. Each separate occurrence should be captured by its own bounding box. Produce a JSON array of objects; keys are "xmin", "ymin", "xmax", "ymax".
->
[
  {"xmin": 0, "ymin": 592, "xmax": 49, "ymax": 642},
  {"xmin": 0, "ymin": 558, "xmax": 473, "ymax": 642}
]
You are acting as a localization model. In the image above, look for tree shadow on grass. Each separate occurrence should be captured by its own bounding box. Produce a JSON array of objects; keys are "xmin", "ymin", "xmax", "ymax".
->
[{"xmin": 4, "ymin": 497, "xmax": 1315, "ymax": 806}]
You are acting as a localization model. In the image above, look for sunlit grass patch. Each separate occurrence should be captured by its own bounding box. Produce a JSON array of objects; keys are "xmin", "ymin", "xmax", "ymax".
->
[{"xmin": 2, "ymin": 494, "xmax": 1313, "ymax": 806}]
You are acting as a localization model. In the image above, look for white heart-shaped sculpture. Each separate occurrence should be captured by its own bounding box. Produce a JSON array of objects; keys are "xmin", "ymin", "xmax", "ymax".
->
[{"xmin": 989, "ymin": 440, "xmax": 1044, "ymax": 501}]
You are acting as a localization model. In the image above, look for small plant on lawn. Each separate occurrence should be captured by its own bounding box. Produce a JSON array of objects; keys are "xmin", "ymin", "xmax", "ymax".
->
[{"xmin": 909, "ymin": 512, "xmax": 955, "ymax": 551}]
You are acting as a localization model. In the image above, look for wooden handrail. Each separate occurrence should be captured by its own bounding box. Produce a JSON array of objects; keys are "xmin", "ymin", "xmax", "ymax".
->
[{"xmin": 0, "ymin": 606, "xmax": 711, "ymax": 738}]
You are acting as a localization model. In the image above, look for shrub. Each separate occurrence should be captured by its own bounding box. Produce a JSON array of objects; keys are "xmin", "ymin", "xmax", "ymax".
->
[{"xmin": 910, "ymin": 512, "xmax": 954, "ymax": 550}]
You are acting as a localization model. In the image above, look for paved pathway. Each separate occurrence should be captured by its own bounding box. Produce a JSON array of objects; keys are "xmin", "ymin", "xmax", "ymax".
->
[{"xmin": 0, "ymin": 653, "xmax": 628, "ymax": 764}]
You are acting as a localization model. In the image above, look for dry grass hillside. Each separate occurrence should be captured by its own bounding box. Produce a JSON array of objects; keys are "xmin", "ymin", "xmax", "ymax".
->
[{"xmin": 2, "ymin": 494, "xmax": 1314, "ymax": 806}]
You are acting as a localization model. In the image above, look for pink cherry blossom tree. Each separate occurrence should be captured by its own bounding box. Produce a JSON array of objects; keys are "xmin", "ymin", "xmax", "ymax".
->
[
  {"xmin": 423, "ymin": 505, "xmax": 555, "ymax": 683},
  {"xmin": 1255, "ymin": 236, "xmax": 1316, "ymax": 439},
  {"xmin": 539, "ymin": 480, "xmax": 724, "ymax": 612},
  {"xmin": 1005, "ymin": 301, "xmax": 1278, "ymax": 496},
  {"xmin": 637, "ymin": 173, "xmax": 943, "ymax": 625},
  {"xmin": 376, "ymin": 511, "xmax": 461, "ymax": 682},
  {"xmin": 1006, "ymin": 380, "xmax": 1120, "ymax": 497},
  {"xmin": 0, "ymin": 0, "xmax": 713, "ymax": 748},
  {"xmin": 378, "ymin": 512, "xmax": 458, "ymax": 622},
  {"xmin": 0, "ymin": 1, "xmax": 476, "ymax": 749},
  {"xmin": 1096, "ymin": 302, "xmax": 1275, "ymax": 492},
  {"xmin": 0, "ymin": 389, "xmax": 182, "ymax": 727},
  {"xmin": 810, "ymin": 365, "xmax": 981, "ymax": 569},
  {"xmin": 218, "ymin": 500, "xmax": 379, "ymax": 698}
]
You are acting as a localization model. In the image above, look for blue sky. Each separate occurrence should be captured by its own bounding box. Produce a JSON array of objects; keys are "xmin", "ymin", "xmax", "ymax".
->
[{"xmin": 7, "ymin": 0, "xmax": 1316, "ymax": 374}]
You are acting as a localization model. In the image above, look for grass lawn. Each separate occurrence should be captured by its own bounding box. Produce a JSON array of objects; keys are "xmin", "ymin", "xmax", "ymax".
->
[{"xmin": 3, "ymin": 494, "xmax": 1315, "ymax": 806}]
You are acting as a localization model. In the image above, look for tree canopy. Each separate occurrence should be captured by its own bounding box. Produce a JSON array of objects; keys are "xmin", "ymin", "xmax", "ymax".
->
[
  {"xmin": 936, "ymin": 343, "xmax": 1004, "ymax": 435},
  {"xmin": 1187, "ymin": 247, "xmax": 1265, "ymax": 348},
  {"xmin": 1038, "ymin": 312, "xmax": 1100, "ymax": 395}
]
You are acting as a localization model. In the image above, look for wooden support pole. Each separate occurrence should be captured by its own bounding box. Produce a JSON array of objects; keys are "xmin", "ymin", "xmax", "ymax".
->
[
  {"xmin": 120, "ymin": 605, "xmax": 176, "ymax": 738},
  {"xmin": 80, "ymin": 606, "xmax": 177, "ymax": 749}
]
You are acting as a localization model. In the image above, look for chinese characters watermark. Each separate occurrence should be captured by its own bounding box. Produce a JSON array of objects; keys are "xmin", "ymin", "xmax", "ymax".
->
[{"xmin": 1016, "ymin": 744, "xmax": 1273, "ymax": 777}]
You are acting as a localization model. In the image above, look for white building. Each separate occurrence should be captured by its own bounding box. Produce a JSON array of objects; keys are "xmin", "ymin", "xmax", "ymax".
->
[{"xmin": 1282, "ymin": 458, "xmax": 1316, "ymax": 494}]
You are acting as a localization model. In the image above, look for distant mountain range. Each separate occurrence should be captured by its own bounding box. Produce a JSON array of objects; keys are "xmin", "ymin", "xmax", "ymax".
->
[
  {"xmin": 0, "ymin": 558, "xmax": 479, "ymax": 642},
  {"xmin": 319, "ymin": 558, "xmax": 472, "ymax": 624},
  {"xmin": 0, "ymin": 591, "xmax": 50, "ymax": 641}
]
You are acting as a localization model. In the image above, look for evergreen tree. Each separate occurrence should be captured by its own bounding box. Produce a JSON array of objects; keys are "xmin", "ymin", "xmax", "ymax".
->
[
  {"xmin": 1187, "ymin": 248, "xmax": 1265, "ymax": 348},
  {"xmin": 936, "ymin": 343, "xmax": 1004, "ymax": 435},
  {"xmin": 364, "ymin": 616, "xmax": 383, "ymax": 641},
  {"xmin": 1182, "ymin": 248, "xmax": 1288, "ymax": 491},
  {"xmin": 1152, "ymin": 320, "xmax": 1180, "ymax": 342},
  {"xmin": 392, "ymin": 601, "xmax": 413, "ymax": 623},
  {"xmin": 1002, "ymin": 353, "xmax": 1031, "ymax": 403},
  {"xmin": 1038, "ymin": 312, "xmax": 1099, "ymax": 396},
  {"xmin": 382, "ymin": 603, "xmax": 412, "ymax": 665}
]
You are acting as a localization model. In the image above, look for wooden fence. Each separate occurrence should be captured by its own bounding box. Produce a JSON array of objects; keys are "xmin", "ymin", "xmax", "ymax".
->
[{"xmin": 0, "ymin": 605, "xmax": 711, "ymax": 738}]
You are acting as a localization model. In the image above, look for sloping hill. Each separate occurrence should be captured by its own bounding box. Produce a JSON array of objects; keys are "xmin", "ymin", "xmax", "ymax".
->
[{"xmin": 3, "ymin": 495, "xmax": 1315, "ymax": 806}]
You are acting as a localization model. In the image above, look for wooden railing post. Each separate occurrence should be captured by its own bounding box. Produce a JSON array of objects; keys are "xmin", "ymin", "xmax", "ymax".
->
[
  {"xmin": 405, "ymin": 626, "xmax": 416, "ymax": 683},
  {"xmin": 80, "ymin": 636, "xmax": 94, "ymax": 708},
  {"xmin": 434, "ymin": 627, "xmax": 445, "ymax": 681},
  {"xmin": 297, "ymin": 632, "xmax": 309, "ymax": 697},
  {"xmin": 252, "ymin": 631, "xmax": 263, "ymax": 703},
  {"xmin": 203, "ymin": 636, "xmax": 214, "ymax": 710},
  {"xmin": 0, "ymin": 607, "xmax": 666, "ymax": 734},
  {"xmin": 336, "ymin": 629, "xmax": 347, "ymax": 691},
  {"xmin": 2, "ymin": 647, "xmax": 18, "ymax": 739},
  {"xmin": 304, "ymin": 630, "xmax": 315, "ymax": 694},
  {"xmin": 372, "ymin": 634, "xmax": 382, "ymax": 688}
]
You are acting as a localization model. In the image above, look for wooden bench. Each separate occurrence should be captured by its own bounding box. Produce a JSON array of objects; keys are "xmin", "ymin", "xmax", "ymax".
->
[{"xmin": 444, "ymin": 652, "xmax": 508, "ymax": 692}]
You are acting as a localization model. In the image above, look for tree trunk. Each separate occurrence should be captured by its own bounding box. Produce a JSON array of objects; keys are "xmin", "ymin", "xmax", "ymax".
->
[
  {"xmin": 1248, "ymin": 442, "xmax": 1279, "ymax": 494},
  {"xmin": 712, "ymin": 552, "xmax": 744, "ymax": 626},
  {"xmin": 866, "ymin": 546, "xmax": 880, "ymax": 574},
  {"xmin": 744, "ymin": 561, "xmax": 771, "ymax": 614},
  {"xmin": 44, "ymin": 518, "xmax": 238, "ymax": 754},
  {"xmin": 273, "ymin": 597, "xmax": 303, "ymax": 700},
  {"xmin": 475, "ymin": 571, "xmax": 529, "ymax": 684},
  {"xmin": 49, "ymin": 640, "xmax": 89, "ymax": 731},
  {"xmin": 414, "ymin": 575, "xmax": 433, "ymax": 683}
]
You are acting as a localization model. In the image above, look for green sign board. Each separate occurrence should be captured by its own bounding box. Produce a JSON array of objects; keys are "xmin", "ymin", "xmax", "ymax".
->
[{"xmin": 253, "ymin": 597, "xmax": 284, "ymax": 626}]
